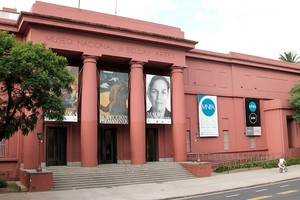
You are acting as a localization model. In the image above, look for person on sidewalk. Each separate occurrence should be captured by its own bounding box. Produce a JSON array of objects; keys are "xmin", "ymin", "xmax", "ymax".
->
[{"xmin": 278, "ymin": 156, "xmax": 287, "ymax": 172}]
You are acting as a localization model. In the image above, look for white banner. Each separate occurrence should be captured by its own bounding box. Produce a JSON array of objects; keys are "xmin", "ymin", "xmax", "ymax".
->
[
  {"xmin": 146, "ymin": 74, "xmax": 171, "ymax": 124},
  {"xmin": 198, "ymin": 95, "xmax": 219, "ymax": 137}
]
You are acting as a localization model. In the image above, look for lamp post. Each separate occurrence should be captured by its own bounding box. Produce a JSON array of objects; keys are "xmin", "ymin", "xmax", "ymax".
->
[
  {"xmin": 194, "ymin": 132, "xmax": 201, "ymax": 162},
  {"xmin": 36, "ymin": 132, "xmax": 43, "ymax": 172}
]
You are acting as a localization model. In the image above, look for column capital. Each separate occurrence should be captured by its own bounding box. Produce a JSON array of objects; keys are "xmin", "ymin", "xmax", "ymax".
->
[
  {"xmin": 82, "ymin": 55, "xmax": 99, "ymax": 64},
  {"xmin": 130, "ymin": 61, "xmax": 145, "ymax": 69},
  {"xmin": 171, "ymin": 66, "xmax": 185, "ymax": 74}
]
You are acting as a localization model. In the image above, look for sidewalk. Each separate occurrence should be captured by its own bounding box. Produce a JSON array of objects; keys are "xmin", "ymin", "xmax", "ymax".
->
[{"xmin": 1, "ymin": 165, "xmax": 299, "ymax": 200}]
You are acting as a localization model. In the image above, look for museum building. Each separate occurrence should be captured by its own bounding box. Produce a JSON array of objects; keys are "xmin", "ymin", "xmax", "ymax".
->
[{"xmin": 1, "ymin": 1, "xmax": 300, "ymax": 187}]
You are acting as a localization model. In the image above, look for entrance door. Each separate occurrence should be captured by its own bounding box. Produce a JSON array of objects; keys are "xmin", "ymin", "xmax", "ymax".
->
[
  {"xmin": 98, "ymin": 128, "xmax": 117, "ymax": 164},
  {"xmin": 46, "ymin": 127, "xmax": 67, "ymax": 166},
  {"xmin": 146, "ymin": 128, "xmax": 158, "ymax": 162}
]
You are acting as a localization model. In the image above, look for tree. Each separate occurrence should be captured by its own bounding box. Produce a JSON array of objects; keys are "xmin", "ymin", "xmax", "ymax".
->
[
  {"xmin": 278, "ymin": 51, "xmax": 300, "ymax": 64},
  {"xmin": 290, "ymin": 83, "xmax": 300, "ymax": 123},
  {"xmin": 0, "ymin": 31, "xmax": 74, "ymax": 140}
]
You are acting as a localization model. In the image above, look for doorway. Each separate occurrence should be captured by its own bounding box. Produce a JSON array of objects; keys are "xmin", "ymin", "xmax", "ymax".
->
[
  {"xmin": 98, "ymin": 128, "xmax": 117, "ymax": 164},
  {"xmin": 146, "ymin": 128, "xmax": 158, "ymax": 162},
  {"xmin": 46, "ymin": 127, "xmax": 67, "ymax": 166}
]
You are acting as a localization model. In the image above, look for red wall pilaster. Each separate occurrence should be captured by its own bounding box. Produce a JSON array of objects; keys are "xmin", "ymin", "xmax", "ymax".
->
[
  {"xmin": 130, "ymin": 62, "xmax": 146, "ymax": 164},
  {"xmin": 171, "ymin": 67, "xmax": 187, "ymax": 162},
  {"xmin": 80, "ymin": 56, "xmax": 98, "ymax": 167},
  {"xmin": 23, "ymin": 120, "xmax": 43, "ymax": 169}
]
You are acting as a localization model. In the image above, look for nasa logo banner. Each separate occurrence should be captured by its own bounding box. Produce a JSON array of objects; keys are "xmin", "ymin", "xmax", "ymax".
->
[
  {"xmin": 245, "ymin": 98, "xmax": 261, "ymax": 136},
  {"xmin": 198, "ymin": 95, "xmax": 219, "ymax": 137}
]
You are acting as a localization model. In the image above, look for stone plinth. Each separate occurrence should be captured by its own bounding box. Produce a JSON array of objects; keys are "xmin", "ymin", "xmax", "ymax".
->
[
  {"xmin": 19, "ymin": 169, "xmax": 53, "ymax": 192},
  {"xmin": 181, "ymin": 162, "xmax": 212, "ymax": 177}
]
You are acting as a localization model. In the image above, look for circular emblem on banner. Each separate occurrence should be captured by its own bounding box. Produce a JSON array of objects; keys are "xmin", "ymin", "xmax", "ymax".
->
[
  {"xmin": 249, "ymin": 113, "xmax": 258, "ymax": 124},
  {"xmin": 201, "ymin": 98, "xmax": 216, "ymax": 117},
  {"xmin": 249, "ymin": 101, "xmax": 257, "ymax": 112}
]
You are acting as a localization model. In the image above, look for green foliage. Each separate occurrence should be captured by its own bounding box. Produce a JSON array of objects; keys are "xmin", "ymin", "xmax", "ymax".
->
[
  {"xmin": 214, "ymin": 158, "xmax": 300, "ymax": 173},
  {"xmin": 286, "ymin": 157, "xmax": 300, "ymax": 165},
  {"xmin": 279, "ymin": 51, "xmax": 300, "ymax": 64},
  {"xmin": 0, "ymin": 31, "xmax": 74, "ymax": 140},
  {"xmin": 290, "ymin": 82, "xmax": 300, "ymax": 123},
  {"xmin": 0, "ymin": 179, "xmax": 7, "ymax": 188}
]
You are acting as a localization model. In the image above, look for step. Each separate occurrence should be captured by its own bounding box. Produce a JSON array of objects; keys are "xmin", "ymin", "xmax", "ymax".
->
[{"xmin": 47, "ymin": 162, "xmax": 196, "ymax": 191}]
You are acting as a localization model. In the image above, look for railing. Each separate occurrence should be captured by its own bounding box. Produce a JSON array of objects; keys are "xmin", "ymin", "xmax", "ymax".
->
[
  {"xmin": 118, "ymin": 159, "xmax": 133, "ymax": 173},
  {"xmin": 187, "ymin": 152, "xmax": 282, "ymax": 169}
]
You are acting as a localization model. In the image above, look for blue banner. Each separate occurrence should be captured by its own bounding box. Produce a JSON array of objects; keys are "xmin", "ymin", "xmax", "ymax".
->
[{"xmin": 198, "ymin": 95, "xmax": 219, "ymax": 137}]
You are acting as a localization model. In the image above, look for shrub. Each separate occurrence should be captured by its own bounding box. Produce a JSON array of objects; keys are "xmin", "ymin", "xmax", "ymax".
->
[
  {"xmin": 0, "ymin": 179, "xmax": 7, "ymax": 188},
  {"xmin": 213, "ymin": 158, "xmax": 300, "ymax": 173},
  {"xmin": 286, "ymin": 158, "xmax": 300, "ymax": 166}
]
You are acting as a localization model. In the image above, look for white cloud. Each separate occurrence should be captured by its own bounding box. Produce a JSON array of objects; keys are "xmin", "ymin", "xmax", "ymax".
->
[{"xmin": 188, "ymin": 0, "xmax": 300, "ymax": 59}]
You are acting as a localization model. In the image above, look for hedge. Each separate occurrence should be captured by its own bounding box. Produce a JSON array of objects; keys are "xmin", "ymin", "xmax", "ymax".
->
[{"xmin": 214, "ymin": 158, "xmax": 300, "ymax": 173}]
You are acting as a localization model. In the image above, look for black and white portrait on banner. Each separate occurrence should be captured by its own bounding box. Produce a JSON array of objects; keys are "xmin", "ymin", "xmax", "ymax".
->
[{"xmin": 146, "ymin": 74, "xmax": 171, "ymax": 124}]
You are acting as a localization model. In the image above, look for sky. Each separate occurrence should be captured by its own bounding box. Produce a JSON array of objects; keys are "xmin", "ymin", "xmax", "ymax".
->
[{"xmin": 1, "ymin": 0, "xmax": 300, "ymax": 61}]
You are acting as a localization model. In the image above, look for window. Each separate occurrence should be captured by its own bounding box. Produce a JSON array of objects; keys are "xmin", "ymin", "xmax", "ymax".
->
[
  {"xmin": 0, "ymin": 139, "xmax": 5, "ymax": 158},
  {"xmin": 250, "ymin": 137, "xmax": 256, "ymax": 149},
  {"xmin": 186, "ymin": 131, "xmax": 191, "ymax": 153},
  {"xmin": 287, "ymin": 116, "xmax": 294, "ymax": 148},
  {"xmin": 223, "ymin": 130, "xmax": 229, "ymax": 150}
]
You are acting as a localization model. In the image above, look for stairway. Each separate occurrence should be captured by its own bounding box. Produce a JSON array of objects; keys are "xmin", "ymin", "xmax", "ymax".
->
[{"xmin": 47, "ymin": 162, "xmax": 196, "ymax": 191}]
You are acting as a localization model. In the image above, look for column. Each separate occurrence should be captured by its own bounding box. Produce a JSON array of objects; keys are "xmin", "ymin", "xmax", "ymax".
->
[
  {"xmin": 80, "ymin": 56, "xmax": 98, "ymax": 167},
  {"xmin": 171, "ymin": 66, "xmax": 187, "ymax": 162},
  {"xmin": 130, "ymin": 62, "xmax": 146, "ymax": 164}
]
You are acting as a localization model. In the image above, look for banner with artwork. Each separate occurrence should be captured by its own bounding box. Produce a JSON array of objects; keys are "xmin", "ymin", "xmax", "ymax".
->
[
  {"xmin": 146, "ymin": 74, "xmax": 171, "ymax": 124},
  {"xmin": 44, "ymin": 66, "xmax": 79, "ymax": 122},
  {"xmin": 198, "ymin": 95, "xmax": 219, "ymax": 137},
  {"xmin": 100, "ymin": 70, "xmax": 129, "ymax": 124},
  {"xmin": 245, "ymin": 98, "xmax": 261, "ymax": 136}
]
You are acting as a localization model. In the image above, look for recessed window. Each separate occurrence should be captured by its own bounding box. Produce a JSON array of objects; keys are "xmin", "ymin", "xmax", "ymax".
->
[
  {"xmin": 0, "ymin": 139, "xmax": 5, "ymax": 158},
  {"xmin": 186, "ymin": 131, "xmax": 191, "ymax": 153},
  {"xmin": 223, "ymin": 130, "xmax": 229, "ymax": 150}
]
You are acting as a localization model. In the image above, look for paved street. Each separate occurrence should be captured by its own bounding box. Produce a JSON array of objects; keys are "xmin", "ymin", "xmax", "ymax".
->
[{"xmin": 183, "ymin": 178, "xmax": 300, "ymax": 199}]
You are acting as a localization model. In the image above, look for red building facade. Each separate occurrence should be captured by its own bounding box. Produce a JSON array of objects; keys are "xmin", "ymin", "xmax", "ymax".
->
[{"xmin": 1, "ymin": 2, "xmax": 300, "ymax": 183}]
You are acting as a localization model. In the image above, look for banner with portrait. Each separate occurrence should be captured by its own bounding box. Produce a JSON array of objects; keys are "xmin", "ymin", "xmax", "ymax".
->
[
  {"xmin": 146, "ymin": 74, "xmax": 171, "ymax": 124},
  {"xmin": 100, "ymin": 70, "xmax": 129, "ymax": 124},
  {"xmin": 44, "ymin": 66, "xmax": 79, "ymax": 122},
  {"xmin": 245, "ymin": 98, "xmax": 261, "ymax": 136},
  {"xmin": 198, "ymin": 95, "xmax": 219, "ymax": 137}
]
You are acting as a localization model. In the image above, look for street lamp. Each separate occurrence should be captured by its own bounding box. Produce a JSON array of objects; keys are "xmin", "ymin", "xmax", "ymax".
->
[
  {"xmin": 36, "ymin": 132, "xmax": 43, "ymax": 172},
  {"xmin": 194, "ymin": 132, "xmax": 201, "ymax": 162}
]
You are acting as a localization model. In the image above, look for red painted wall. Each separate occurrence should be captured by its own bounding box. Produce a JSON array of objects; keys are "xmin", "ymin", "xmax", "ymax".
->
[{"xmin": 185, "ymin": 50, "xmax": 300, "ymax": 158}]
